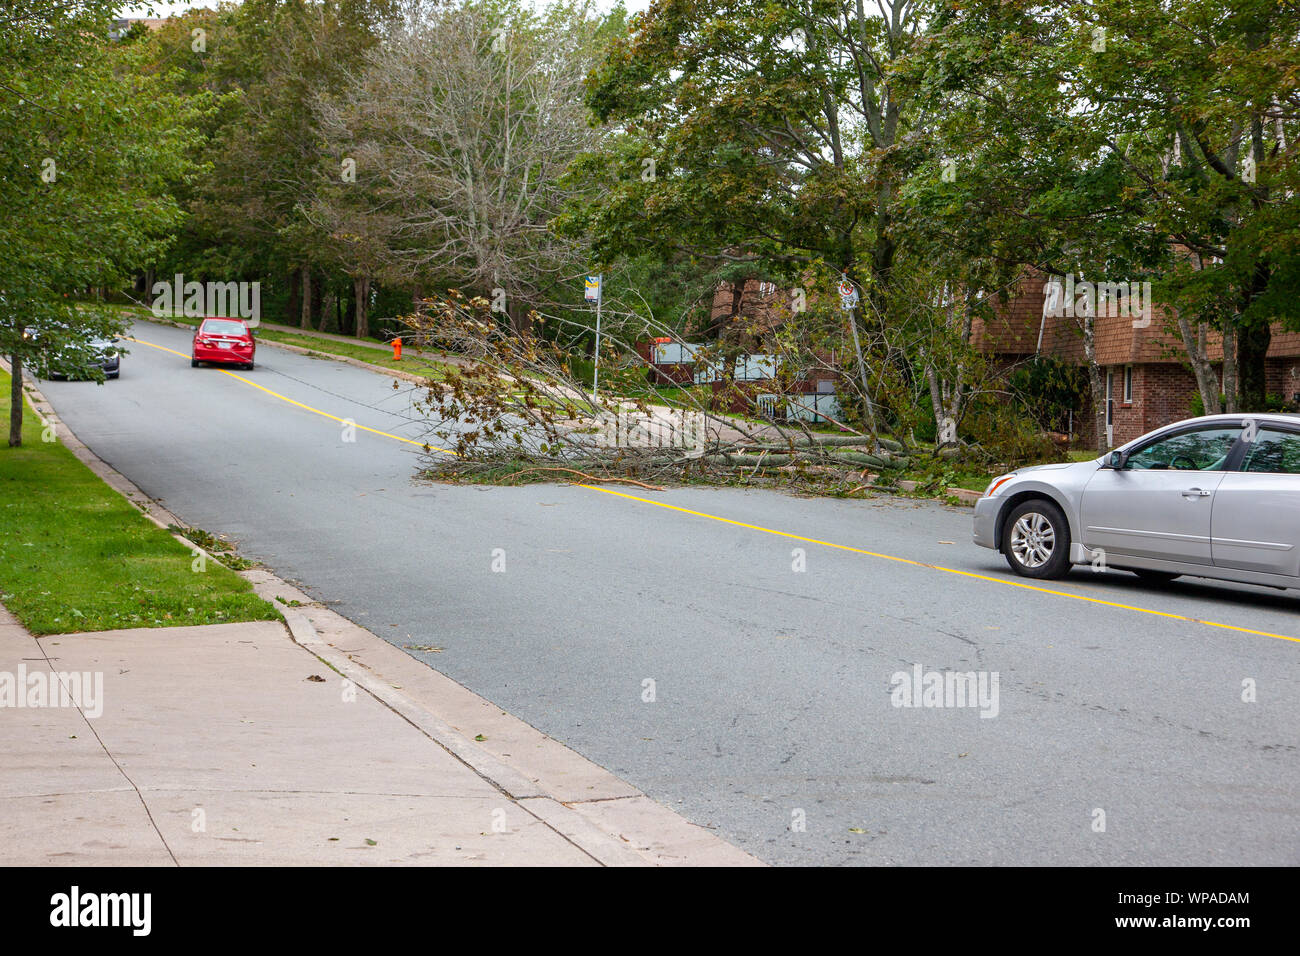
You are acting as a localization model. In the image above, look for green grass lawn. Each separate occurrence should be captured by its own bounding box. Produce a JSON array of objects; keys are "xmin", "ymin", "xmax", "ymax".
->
[
  {"xmin": 0, "ymin": 370, "xmax": 281, "ymax": 635},
  {"xmin": 254, "ymin": 328, "xmax": 452, "ymax": 380}
]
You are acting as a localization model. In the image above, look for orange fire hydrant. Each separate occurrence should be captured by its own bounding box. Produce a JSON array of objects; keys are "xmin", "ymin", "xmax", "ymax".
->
[{"xmin": 392, "ymin": 337, "xmax": 402, "ymax": 360}]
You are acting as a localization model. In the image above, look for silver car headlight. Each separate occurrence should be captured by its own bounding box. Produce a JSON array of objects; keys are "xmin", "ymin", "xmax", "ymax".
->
[{"xmin": 983, "ymin": 473, "xmax": 1018, "ymax": 497}]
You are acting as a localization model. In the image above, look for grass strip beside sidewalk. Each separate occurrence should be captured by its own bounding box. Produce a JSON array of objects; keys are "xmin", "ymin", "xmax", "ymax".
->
[
  {"xmin": 258, "ymin": 328, "xmax": 452, "ymax": 380},
  {"xmin": 0, "ymin": 369, "xmax": 280, "ymax": 635}
]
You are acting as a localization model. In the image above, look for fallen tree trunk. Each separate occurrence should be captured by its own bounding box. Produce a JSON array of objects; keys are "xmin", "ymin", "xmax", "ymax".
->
[{"xmin": 762, "ymin": 431, "xmax": 906, "ymax": 451}]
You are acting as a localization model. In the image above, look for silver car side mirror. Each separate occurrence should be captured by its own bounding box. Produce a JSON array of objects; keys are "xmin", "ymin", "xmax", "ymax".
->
[{"xmin": 1106, "ymin": 450, "xmax": 1126, "ymax": 469}]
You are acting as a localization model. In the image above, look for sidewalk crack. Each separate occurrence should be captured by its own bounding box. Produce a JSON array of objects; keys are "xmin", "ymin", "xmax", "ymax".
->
[{"xmin": 34, "ymin": 640, "xmax": 180, "ymax": 866}]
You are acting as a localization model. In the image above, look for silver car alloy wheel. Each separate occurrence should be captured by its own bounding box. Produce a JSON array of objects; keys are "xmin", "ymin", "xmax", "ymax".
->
[{"xmin": 1010, "ymin": 512, "xmax": 1056, "ymax": 569}]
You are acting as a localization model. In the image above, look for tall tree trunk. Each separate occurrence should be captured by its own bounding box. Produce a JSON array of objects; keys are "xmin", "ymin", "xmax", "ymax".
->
[
  {"xmin": 1236, "ymin": 318, "xmax": 1271, "ymax": 411},
  {"xmin": 1176, "ymin": 308, "xmax": 1222, "ymax": 415},
  {"xmin": 300, "ymin": 265, "xmax": 313, "ymax": 329},
  {"xmin": 1082, "ymin": 314, "xmax": 1107, "ymax": 452},
  {"xmin": 1233, "ymin": 262, "xmax": 1272, "ymax": 410},
  {"xmin": 1222, "ymin": 324, "xmax": 1239, "ymax": 413},
  {"xmin": 926, "ymin": 366, "xmax": 949, "ymax": 443},
  {"xmin": 1088, "ymin": 364, "xmax": 1106, "ymax": 453},
  {"xmin": 353, "ymin": 276, "xmax": 370, "ymax": 339},
  {"xmin": 8, "ymin": 349, "xmax": 24, "ymax": 447},
  {"xmin": 709, "ymin": 281, "xmax": 746, "ymax": 339},
  {"xmin": 507, "ymin": 294, "xmax": 531, "ymax": 336},
  {"xmin": 287, "ymin": 268, "xmax": 301, "ymax": 325},
  {"xmin": 312, "ymin": 279, "xmax": 325, "ymax": 332}
]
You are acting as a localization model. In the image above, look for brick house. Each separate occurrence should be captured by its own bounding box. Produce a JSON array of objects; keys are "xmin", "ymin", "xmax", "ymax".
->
[
  {"xmin": 974, "ymin": 273, "xmax": 1300, "ymax": 448},
  {"xmin": 627, "ymin": 279, "xmax": 846, "ymax": 421},
  {"xmin": 704, "ymin": 273, "xmax": 1300, "ymax": 446}
]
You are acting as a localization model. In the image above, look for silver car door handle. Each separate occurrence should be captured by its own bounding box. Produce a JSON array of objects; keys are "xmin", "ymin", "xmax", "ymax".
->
[{"xmin": 1182, "ymin": 488, "xmax": 1212, "ymax": 498}]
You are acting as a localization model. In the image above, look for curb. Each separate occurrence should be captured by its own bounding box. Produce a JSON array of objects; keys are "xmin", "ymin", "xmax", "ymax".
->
[
  {"xmin": 277, "ymin": 609, "xmax": 543, "ymax": 801},
  {"xmin": 5, "ymin": 360, "xmax": 762, "ymax": 867}
]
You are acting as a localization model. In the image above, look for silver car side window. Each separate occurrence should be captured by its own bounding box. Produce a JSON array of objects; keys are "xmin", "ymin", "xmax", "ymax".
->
[
  {"xmin": 1125, "ymin": 427, "xmax": 1241, "ymax": 472},
  {"xmin": 1240, "ymin": 429, "xmax": 1300, "ymax": 474}
]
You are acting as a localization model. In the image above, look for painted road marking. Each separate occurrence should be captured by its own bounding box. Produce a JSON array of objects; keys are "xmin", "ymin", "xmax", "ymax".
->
[
  {"xmin": 579, "ymin": 486, "xmax": 1299, "ymax": 645},
  {"xmin": 126, "ymin": 335, "xmax": 1298, "ymax": 645}
]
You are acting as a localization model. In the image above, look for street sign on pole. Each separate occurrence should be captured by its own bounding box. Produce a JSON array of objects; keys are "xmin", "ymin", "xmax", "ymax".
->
[
  {"xmin": 838, "ymin": 276, "xmax": 859, "ymax": 311},
  {"xmin": 586, "ymin": 275, "xmax": 602, "ymax": 395}
]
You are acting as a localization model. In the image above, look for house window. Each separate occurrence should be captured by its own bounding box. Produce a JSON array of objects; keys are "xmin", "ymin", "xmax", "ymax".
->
[{"xmin": 1123, "ymin": 365, "xmax": 1133, "ymax": 404}]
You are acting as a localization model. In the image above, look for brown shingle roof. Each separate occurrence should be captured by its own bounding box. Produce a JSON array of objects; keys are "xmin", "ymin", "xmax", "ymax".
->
[{"xmin": 975, "ymin": 270, "xmax": 1300, "ymax": 365}]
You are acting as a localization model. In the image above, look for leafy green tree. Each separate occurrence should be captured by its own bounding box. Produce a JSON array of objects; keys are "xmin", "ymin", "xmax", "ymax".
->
[
  {"xmin": 1087, "ymin": 0, "xmax": 1300, "ymax": 410},
  {"xmin": 576, "ymin": 1, "xmax": 929, "ymax": 305},
  {"xmin": 569, "ymin": 1, "xmax": 975, "ymax": 435},
  {"xmin": 1, "ymin": 1, "xmax": 200, "ymax": 445},
  {"xmin": 313, "ymin": 0, "xmax": 603, "ymax": 333},
  {"xmin": 136, "ymin": 1, "xmax": 397, "ymax": 331},
  {"xmin": 900, "ymin": 0, "xmax": 1299, "ymax": 419}
]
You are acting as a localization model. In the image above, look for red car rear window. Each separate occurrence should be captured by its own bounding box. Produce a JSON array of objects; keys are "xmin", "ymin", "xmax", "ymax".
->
[{"xmin": 201, "ymin": 320, "xmax": 248, "ymax": 336}]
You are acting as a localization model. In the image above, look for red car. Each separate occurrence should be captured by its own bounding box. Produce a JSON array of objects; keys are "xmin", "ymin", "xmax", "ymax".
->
[{"xmin": 191, "ymin": 317, "xmax": 256, "ymax": 369}]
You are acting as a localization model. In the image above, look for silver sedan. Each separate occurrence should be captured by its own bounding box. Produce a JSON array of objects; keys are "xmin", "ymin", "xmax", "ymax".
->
[{"xmin": 973, "ymin": 414, "xmax": 1300, "ymax": 590}]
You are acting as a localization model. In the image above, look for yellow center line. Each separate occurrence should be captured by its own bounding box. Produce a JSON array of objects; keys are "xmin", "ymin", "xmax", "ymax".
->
[
  {"xmin": 125, "ymin": 336, "xmax": 455, "ymax": 454},
  {"xmin": 126, "ymin": 334, "xmax": 1298, "ymax": 646},
  {"xmin": 575, "ymin": 486, "xmax": 1300, "ymax": 646}
]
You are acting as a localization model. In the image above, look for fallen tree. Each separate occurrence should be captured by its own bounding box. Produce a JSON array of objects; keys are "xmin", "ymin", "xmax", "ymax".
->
[{"xmin": 394, "ymin": 292, "xmax": 977, "ymax": 489}]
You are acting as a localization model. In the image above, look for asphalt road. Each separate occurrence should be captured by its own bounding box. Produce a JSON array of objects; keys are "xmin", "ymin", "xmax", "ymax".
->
[{"xmin": 34, "ymin": 318, "xmax": 1300, "ymax": 865}]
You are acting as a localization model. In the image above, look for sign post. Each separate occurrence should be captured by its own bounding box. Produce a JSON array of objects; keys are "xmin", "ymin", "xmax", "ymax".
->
[{"xmin": 585, "ymin": 274, "xmax": 602, "ymax": 395}]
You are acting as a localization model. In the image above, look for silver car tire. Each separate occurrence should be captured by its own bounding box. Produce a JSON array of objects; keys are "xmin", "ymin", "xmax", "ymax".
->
[{"xmin": 1001, "ymin": 499, "xmax": 1072, "ymax": 580}]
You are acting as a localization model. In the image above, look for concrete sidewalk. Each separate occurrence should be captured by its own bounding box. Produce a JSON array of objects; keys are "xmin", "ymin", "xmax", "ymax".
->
[{"xmin": 0, "ymin": 602, "xmax": 760, "ymax": 866}]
